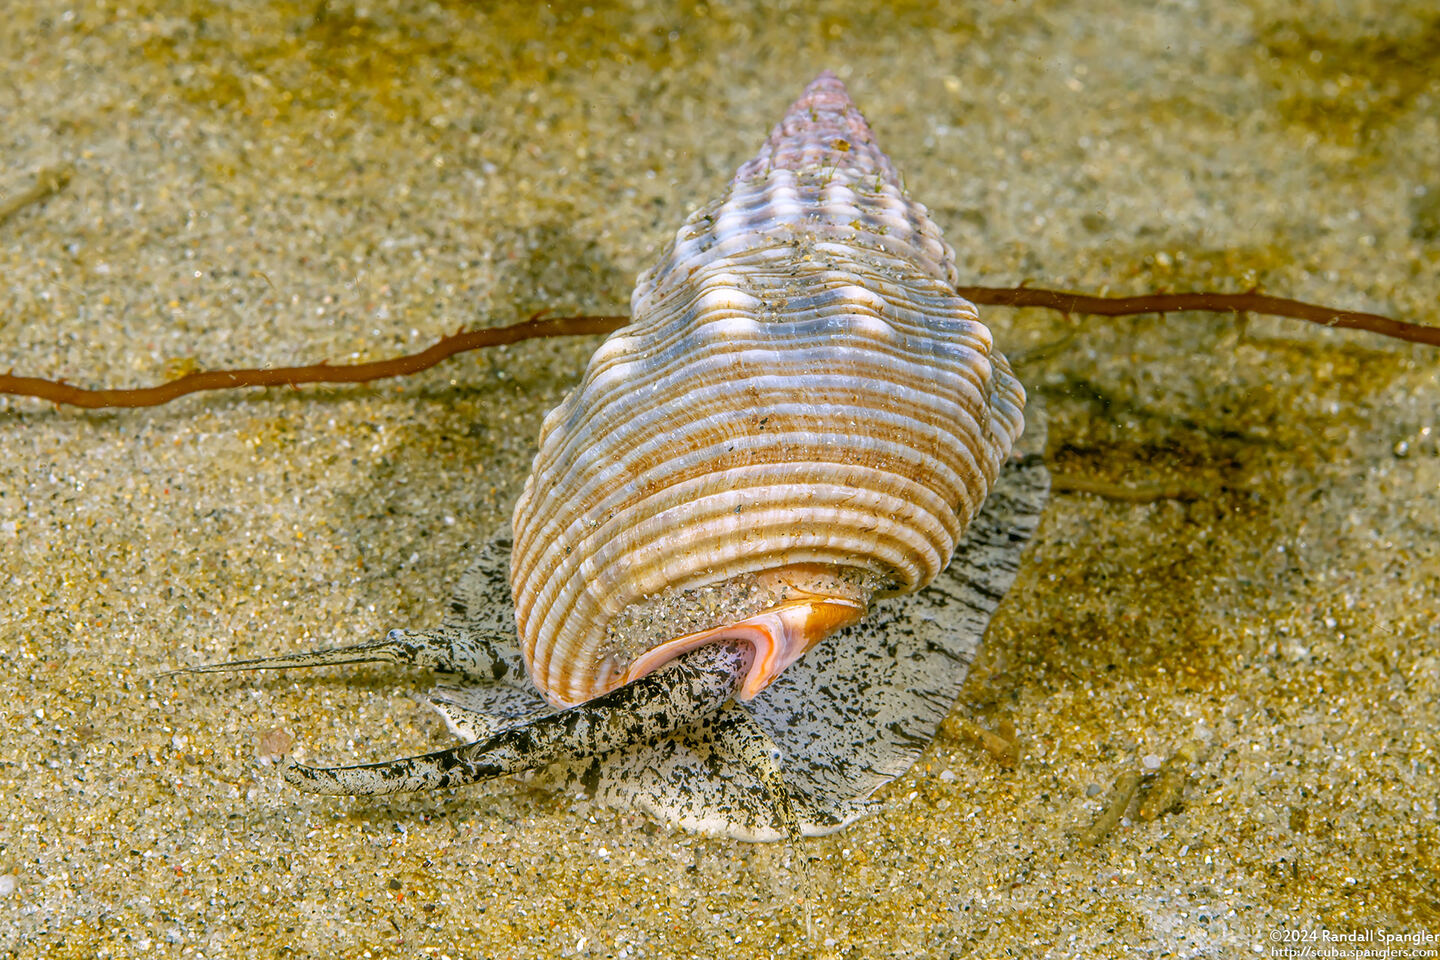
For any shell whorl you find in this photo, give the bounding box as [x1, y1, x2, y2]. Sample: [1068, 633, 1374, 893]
[511, 72, 1026, 707]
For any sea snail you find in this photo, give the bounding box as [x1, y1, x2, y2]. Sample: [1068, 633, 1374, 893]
[192, 72, 1050, 841]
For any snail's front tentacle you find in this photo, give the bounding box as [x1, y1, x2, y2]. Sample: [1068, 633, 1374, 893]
[709, 701, 815, 938]
[709, 701, 805, 840]
[283, 641, 753, 795]
[177, 626, 523, 684]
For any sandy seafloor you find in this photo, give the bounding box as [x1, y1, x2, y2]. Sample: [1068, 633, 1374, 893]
[1, 1, 1437, 957]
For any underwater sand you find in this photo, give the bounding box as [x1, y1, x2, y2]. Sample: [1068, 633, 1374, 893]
[1, 1, 1436, 957]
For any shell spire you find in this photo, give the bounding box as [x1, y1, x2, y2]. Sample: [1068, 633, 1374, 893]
[510, 72, 1026, 708]
[734, 71, 901, 187]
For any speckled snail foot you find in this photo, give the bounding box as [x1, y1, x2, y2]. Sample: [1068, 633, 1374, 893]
[184, 72, 1052, 843]
[278, 642, 755, 796]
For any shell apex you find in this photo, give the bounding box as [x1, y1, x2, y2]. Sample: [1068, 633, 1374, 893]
[735, 71, 901, 187]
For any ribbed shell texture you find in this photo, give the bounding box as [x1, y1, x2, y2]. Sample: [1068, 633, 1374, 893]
[511, 72, 1026, 706]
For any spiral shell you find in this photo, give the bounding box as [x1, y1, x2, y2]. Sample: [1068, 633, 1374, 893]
[511, 72, 1026, 708]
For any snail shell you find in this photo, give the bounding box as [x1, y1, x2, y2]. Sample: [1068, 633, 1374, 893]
[511, 72, 1026, 708]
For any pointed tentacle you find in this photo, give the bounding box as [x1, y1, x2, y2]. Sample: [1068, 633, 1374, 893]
[175, 627, 524, 684]
[710, 702, 816, 938]
[283, 641, 753, 795]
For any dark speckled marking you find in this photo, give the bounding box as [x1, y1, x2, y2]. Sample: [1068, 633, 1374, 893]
[282, 643, 752, 795]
